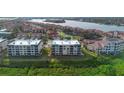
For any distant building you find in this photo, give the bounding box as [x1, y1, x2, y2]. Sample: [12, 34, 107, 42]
[0, 29, 12, 38]
[87, 38, 124, 55]
[48, 31, 59, 40]
[22, 23, 47, 35]
[97, 38, 124, 55]
[17, 32, 42, 39]
[7, 39, 43, 56]
[52, 40, 81, 56]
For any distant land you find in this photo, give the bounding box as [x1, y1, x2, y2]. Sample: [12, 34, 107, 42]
[45, 19, 65, 23]
[1, 17, 124, 26]
[13, 17, 124, 26]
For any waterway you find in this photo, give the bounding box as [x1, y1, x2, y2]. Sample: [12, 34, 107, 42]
[30, 19, 124, 32]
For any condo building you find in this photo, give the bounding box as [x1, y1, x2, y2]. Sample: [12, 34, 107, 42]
[52, 40, 81, 56]
[7, 39, 43, 56]
[87, 38, 124, 55]
[97, 38, 124, 55]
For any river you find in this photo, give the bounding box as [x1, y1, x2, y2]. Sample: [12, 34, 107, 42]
[29, 19, 124, 32]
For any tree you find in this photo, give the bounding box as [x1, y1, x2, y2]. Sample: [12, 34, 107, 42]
[96, 65, 116, 76]
[43, 34, 48, 44]
[73, 36, 80, 41]
[27, 32, 32, 39]
[42, 47, 51, 56]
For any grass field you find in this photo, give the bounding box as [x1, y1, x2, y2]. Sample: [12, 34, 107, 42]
[1, 56, 50, 68]
[0, 49, 124, 76]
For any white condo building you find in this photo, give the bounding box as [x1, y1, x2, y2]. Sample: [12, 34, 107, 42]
[52, 40, 81, 56]
[7, 39, 43, 56]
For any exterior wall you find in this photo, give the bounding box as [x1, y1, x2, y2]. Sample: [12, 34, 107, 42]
[38, 41, 43, 55]
[52, 44, 81, 56]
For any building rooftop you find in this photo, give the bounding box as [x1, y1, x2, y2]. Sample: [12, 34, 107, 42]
[8, 39, 41, 46]
[52, 40, 80, 45]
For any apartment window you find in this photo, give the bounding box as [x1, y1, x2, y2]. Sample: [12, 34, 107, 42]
[74, 45, 77, 48]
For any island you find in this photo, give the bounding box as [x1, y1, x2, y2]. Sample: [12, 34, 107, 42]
[45, 19, 65, 23]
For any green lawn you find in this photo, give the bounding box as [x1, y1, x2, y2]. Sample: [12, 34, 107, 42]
[58, 31, 72, 39]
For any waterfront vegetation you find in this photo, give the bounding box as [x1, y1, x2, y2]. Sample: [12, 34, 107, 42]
[0, 48, 124, 76]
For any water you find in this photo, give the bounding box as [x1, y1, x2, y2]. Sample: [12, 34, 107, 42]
[30, 19, 124, 32]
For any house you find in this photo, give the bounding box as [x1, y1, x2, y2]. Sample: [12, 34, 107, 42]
[7, 39, 43, 56]
[52, 40, 81, 56]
